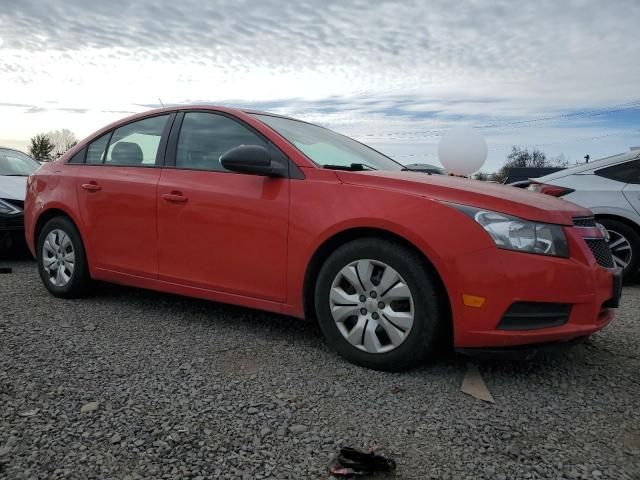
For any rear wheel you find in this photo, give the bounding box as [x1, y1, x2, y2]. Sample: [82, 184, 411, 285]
[314, 238, 443, 371]
[598, 218, 640, 281]
[36, 217, 91, 298]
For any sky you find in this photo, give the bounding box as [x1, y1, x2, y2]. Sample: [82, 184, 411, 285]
[0, 0, 639, 172]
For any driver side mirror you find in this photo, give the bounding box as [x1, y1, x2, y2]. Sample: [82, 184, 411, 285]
[220, 145, 286, 177]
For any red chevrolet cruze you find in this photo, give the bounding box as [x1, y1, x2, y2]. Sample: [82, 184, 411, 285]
[24, 106, 621, 370]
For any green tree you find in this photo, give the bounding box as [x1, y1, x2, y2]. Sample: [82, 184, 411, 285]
[28, 134, 54, 162]
[493, 146, 568, 183]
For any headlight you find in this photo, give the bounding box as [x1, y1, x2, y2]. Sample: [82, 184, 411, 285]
[453, 204, 569, 257]
[0, 199, 21, 215]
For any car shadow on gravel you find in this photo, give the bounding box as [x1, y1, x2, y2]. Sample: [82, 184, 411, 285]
[455, 335, 639, 392]
[82, 280, 471, 374]
[0, 245, 32, 262]
[88, 281, 324, 338]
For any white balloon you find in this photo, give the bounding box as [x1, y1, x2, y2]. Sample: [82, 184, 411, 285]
[437, 127, 488, 176]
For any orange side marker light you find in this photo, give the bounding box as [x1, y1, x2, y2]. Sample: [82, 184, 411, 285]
[463, 294, 486, 308]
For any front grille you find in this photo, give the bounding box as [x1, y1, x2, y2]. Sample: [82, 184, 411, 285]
[0, 214, 24, 230]
[585, 238, 615, 268]
[497, 302, 572, 331]
[573, 216, 596, 227]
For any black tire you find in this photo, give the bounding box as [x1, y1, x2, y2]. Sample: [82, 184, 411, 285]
[314, 238, 444, 372]
[597, 218, 640, 281]
[36, 216, 91, 298]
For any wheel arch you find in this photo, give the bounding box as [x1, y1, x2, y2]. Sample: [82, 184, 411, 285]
[34, 207, 83, 251]
[32, 205, 91, 265]
[594, 213, 640, 238]
[302, 227, 452, 340]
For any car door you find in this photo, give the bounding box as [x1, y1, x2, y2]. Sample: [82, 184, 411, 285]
[157, 111, 289, 302]
[74, 113, 173, 277]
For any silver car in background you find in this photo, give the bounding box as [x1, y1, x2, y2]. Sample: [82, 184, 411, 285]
[530, 149, 640, 280]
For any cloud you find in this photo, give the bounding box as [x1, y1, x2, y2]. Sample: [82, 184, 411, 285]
[2, 0, 638, 94]
[0, 0, 639, 169]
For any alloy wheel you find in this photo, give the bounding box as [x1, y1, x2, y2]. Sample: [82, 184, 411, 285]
[329, 259, 414, 354]
[42, 229, 75, 287]
[607, 229, 632, 270]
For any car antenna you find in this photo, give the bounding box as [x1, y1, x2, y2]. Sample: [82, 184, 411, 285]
[158, 97, 165, 108]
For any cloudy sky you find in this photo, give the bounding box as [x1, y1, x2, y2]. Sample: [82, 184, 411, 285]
[1, 0, 639, 171]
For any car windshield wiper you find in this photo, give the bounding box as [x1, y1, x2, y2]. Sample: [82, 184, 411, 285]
[1, 174, 29, 176]
[322, 163, 377, 171]
[401, 167, 432, 174]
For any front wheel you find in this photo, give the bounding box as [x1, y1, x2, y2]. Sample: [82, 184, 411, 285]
[598, 218, 640, 281]
[36, 216, 91, 298]
[314, 238, 444, 371]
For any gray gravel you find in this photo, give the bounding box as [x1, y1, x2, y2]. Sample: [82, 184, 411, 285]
[1, 257, 639, 479]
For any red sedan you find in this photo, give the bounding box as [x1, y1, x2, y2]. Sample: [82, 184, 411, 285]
[24, 106, 621, 370]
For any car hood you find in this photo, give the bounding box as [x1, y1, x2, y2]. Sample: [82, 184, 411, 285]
[0, 176, 27, 201]
[335, 170, 591, 225]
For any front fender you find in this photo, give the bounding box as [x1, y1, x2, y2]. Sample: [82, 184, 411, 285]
[286, 178, 494, 319]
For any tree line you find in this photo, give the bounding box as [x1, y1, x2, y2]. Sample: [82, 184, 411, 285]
[474, 146, 569, 182]
[28, 129, 78, 162]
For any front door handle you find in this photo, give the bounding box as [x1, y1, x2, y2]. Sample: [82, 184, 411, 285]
[162, 192, 188, 203]
[81, 182, 101, 192]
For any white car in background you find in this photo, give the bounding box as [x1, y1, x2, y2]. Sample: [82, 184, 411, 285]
[530, 149, 640, 280]
[0, 147, 40, 250]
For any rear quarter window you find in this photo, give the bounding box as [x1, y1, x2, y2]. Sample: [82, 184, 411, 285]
[595, 159, 640, 184]
[67, 148, 86, 164]
[86, 133, 111, 164]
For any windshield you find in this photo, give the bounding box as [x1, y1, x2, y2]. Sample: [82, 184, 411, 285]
[254, 114, 403, 171]
[0, 148, 40, 176]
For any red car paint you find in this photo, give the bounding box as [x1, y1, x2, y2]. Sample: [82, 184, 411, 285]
[24, 106, 617, 349]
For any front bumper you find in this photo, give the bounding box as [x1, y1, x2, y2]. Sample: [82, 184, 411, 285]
[449, 224, 621, 349]
[0, 213, 25, 249]
[0, 212, 24, 233]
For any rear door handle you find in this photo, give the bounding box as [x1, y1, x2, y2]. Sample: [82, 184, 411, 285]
[81, 182, 101, 192]
[162, 192, 188, 203]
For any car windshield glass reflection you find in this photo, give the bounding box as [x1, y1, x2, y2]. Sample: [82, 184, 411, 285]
[0, 149, 40, 176]
[254, 114, 403, 171]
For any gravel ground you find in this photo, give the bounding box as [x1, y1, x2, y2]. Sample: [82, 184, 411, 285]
[1, 257, 639, 480]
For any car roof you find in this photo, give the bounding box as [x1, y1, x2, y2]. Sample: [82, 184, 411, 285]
[132, 105, 297, 121]
[0, 146, 30, 155]
[239, 108, 298, 120]
[533, 150, 640, 182]
[81, 105, 306, 145]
